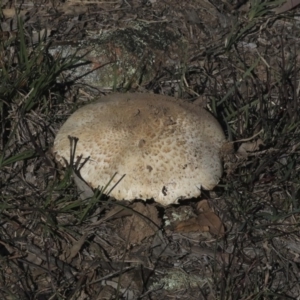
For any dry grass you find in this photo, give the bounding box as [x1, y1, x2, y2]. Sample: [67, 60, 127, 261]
[1, 0, 300, 299]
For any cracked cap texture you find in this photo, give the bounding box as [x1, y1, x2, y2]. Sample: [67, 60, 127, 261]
[54, 93, 225, 205]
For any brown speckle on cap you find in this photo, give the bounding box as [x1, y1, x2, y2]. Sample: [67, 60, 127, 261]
[53, 93, 225, 206]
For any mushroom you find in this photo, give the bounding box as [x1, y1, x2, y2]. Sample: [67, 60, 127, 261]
[53, 93, 225, 206]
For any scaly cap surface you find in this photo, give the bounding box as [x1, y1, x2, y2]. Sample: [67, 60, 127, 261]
[54, 93, 225, 205]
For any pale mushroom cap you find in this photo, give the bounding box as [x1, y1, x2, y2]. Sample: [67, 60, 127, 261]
[54, 93, 225, 206]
